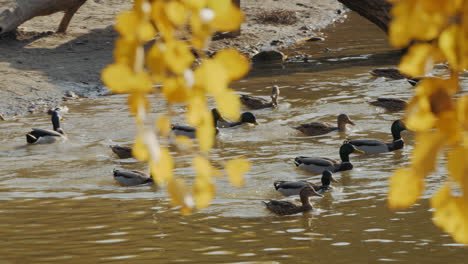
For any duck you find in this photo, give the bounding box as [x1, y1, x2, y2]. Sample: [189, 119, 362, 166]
[26, 109, 66, 144]
[294, 141, 363, 174]
[293, 114, 355, 136]
[240, 85, 280, 109]
[273, 170, 338, 196]
[110, 145, 133, 159]
[263, 186, 323, 215]
[113, 169, 154, 186]
[172, 108, 221, 138]
[407, 78, 420, 86]
[347, 120, 407, 154]
[370, 68, 409, 80]
[217, 112, 258, 128]
[369, 98, 407, 112]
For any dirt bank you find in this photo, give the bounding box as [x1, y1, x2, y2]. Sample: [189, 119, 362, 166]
[0, 0, 344, 118]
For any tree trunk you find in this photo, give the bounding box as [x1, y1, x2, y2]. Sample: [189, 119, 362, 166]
[337, 0, 392, 33]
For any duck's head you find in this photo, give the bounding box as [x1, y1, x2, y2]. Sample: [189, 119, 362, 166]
[321, 170, 338, 185]
[241, 112, 258, 125]
[340, 141, 364, 158]
[337, 114, 355, 126]
[392, 119, 407, 132]
[270, 85, 280, 106]
[49, 110, 63, 133]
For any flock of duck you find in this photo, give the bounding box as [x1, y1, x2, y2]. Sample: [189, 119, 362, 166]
[25, 84, 408, 216]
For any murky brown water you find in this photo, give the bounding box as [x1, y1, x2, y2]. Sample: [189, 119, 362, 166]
[1, 13, 467, 264]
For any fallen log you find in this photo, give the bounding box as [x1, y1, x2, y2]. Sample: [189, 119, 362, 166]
[337, 0, 392, 33]
[0, 0, 87, 35]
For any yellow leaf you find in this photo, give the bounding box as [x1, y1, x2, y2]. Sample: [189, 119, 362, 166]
[115, 11, 139, 40]
[410, 131, 444, 177]
[194, 59, 228, 95]
[214, 89, 241, 120]
[162, 76, 190, 103]
[196, 112, 216, 153]
[193, 155, 212, 179]
[102, 64, 153, 94]
[151, 1, 174, 39]
[132, 134, 149, 161]
[186, 94, 207, 125]
[182, 0, 207, 9]
[214, 49, 250, 82]
[431, 184, 468, 244]
[146, 43, 166, 80]
[128, 93, 149, 114]
[439, 24, 460, 70]
[225, 158, 251, 187]
[156, 115, 171, 136]
[114, 37, 137, 66]
[150, 147, 174, 184]
[164, 41, 195, 74]
[208, 0, 244, 32]
[457, 96, 468, 130]
[388, 167, 424, 210]
[166, 1, 187, 26]
[193, 177, 215, 209]
[167, 178, 193, 215]
[405, 96, 437, 131]
[137, 21, 156, 42]
[447, 146, 467, 186]
[399, 43, 434, 77]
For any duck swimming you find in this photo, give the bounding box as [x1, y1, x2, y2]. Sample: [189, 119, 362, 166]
[274, 170, 338, 196]
[172, 108, 221, 138]
[217, 112, 258, 128]
[26, 110, 66, 144]
[264, 186, 322, 215]
[294, 114, 355, 136]
[347, 120, 407, 154]
[369, 98, 407, 112]
[240, 85, 280, 109]
[113, 169, 154, 186]
[294, 142, 363, 174]
[110, 145, 133, 159]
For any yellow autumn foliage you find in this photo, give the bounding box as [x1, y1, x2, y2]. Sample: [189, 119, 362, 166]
[102, 0, 250, 214]
[388, 0, 468, 243]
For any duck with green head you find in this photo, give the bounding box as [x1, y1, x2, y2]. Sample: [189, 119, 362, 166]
[217, 111, 258, 128]
[240, 85, 280, 109]
[172, 108, 221, 138]
[263, 186, 323, 215]
[26, 109, 66, 144]
[348, 120, 407, 154]
[294, 114, 355, 136]
[294, 141, 363, 174]
[274, 170, 338, 196]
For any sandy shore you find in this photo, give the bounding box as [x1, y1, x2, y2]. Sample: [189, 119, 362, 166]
[0, 0, 344, 118]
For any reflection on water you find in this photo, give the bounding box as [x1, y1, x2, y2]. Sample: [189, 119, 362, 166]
[1, 13, 467, 264]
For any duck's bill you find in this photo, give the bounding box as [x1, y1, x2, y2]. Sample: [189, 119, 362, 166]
[354, 148, 365, 154]
[331, 176, 339, 183]
[348, 120, 355, 126]
[253, 122, 259, 125]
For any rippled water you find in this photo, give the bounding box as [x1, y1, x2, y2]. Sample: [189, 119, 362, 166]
[1, 13, 467, 264]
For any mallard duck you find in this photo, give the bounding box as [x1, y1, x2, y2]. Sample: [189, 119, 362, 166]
[217, 112, 258, 128]
[348, 120, 407, 154]
[294, 142, 363, 174]
[110, 145, 133, 159]
[26, 110, 66, 144]
[172, 108, 220, 138]
[240, 85, 280, 109]
[113, 169, 154, 186]
[370, 68, 409, 80]
[274, 170, 338, 196]
[369, 98, 407, 112]
[293, 114, 355, 136]
[263, 186, 323, 215]
[408, 78, 420, 86]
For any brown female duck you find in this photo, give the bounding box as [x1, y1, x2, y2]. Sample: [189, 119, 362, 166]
[264, 186, 322, 215]
[240, 85, 280, 109]
[294, 114, 355, 136]
[369, 98, 407, 112]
